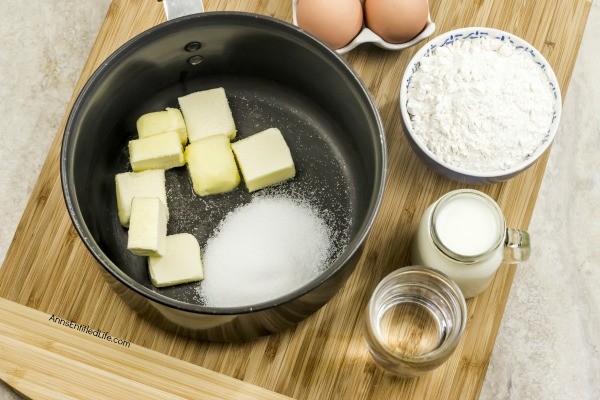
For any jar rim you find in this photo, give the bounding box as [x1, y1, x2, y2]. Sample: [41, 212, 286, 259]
[430, 189, 506, 264]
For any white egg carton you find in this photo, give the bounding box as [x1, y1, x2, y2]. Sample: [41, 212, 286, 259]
[292, 0, 436, 54]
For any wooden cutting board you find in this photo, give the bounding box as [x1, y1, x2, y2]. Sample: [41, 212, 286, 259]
[0, 298, 288, 399]
[0, 0, 590, 398]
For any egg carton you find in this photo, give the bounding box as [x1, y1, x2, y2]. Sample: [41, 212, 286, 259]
[291, 0, 436, 54]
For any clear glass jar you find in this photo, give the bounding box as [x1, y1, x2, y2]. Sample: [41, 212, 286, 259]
[412, 189, 531, 298]
[364, 266, 467, 377]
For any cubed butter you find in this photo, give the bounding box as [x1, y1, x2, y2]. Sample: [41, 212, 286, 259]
[136, 107, 188, 145]
[185, 134, 240, 196]
[115, 170, 167, 227]
[148, 233, 203, 288]
[178, 88, 236, 142]
[232, 128, 296, 192]
[127, 197, 167, 256]
[128, 131, 185, 172]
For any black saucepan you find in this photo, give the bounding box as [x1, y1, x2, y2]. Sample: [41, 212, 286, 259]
[61, 2, 386, 341]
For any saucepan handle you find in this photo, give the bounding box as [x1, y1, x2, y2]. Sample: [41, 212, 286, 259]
[161, 0, 205, 21]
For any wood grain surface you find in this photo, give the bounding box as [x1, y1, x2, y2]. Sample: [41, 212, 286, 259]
[0, 0, 591, 398]
[0, 298, 289, 400]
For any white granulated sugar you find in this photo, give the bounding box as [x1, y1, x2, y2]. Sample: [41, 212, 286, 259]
[406, 36, 555, 171]
[199, 196, 332, 307]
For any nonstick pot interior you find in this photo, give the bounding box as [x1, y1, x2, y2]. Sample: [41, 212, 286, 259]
[62, 13, 386, 339]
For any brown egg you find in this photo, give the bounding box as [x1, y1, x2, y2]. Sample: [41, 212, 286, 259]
[365, 0, 429, 44]
[296, 0, 363, 49]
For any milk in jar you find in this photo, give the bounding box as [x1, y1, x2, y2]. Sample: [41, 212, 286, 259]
[412, 189, 529, 298]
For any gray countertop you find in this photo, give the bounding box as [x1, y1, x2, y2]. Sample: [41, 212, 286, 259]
[0, 1, 598, 398]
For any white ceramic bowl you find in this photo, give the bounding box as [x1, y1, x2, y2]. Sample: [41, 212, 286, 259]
[292, 0, 436, 54]
[399, 27, 562, 184]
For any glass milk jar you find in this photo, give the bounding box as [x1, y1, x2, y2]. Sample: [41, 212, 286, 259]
[412, 189, 530, 298]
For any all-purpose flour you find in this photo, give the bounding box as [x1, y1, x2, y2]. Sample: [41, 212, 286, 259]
[406, 36, 554, 171]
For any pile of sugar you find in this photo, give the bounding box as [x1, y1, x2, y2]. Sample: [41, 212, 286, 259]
[198, 196, 333, 307]
[406, 36, 555, 172]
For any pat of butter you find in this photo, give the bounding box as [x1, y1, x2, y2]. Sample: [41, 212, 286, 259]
[185, 134, 240, 196]
[115, 170, 167, 227]
[178, 88, 237, 142]
[148, 233, 204, 287]
[136, 108, 188, 145]
[232, 128, 296, 192]
[127, 197, 167, 256]
[129, 131, 185, 172]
